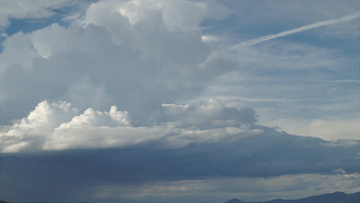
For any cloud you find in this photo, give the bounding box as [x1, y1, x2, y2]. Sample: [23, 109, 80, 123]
[260, 117, 360, 141]
[0, 31, 36, 70]
[161, 99, 257, 128]
[6, 98, 356, 154]
[1, 0, 356, 133]
[0, 99, 261, 152]
[196, 36, 359, 141]
[1, 100, 358, 181]
[0, 101, 78, 153]
[0, 0, 74, 29]
[0, 1, 359, 203]
[1, 132, 359, 202]
[229, 12, 360, 48]
[310, 79, 360, 83]
[0, 0, 236, 126]
[307, 119, 360, 140]
[63, 75, 114, 111]
[200, 12, 360, 66]
[82, 0, 230, 32]
[1, 101, 358, 202]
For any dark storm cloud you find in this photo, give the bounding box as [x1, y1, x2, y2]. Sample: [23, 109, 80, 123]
[1, 125, 358, 201]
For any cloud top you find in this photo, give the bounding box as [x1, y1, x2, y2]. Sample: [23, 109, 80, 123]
[1, 99, 261, 152]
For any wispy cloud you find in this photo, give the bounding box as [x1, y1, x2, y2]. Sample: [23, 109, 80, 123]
[229, 12, 360, 49]
[310, 79, 360, 83]
[199, 12, 360, 67]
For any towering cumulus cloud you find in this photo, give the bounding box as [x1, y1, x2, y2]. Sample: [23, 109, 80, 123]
[1, 99, 262, 152]
[0, 0, 359, 203]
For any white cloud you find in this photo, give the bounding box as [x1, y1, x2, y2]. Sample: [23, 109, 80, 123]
[83, 0, 229, 32]
[0, 101, 78, 153]
[201, 35, 219, 44]
[64, 75, 114, 111]
[1, 1, 357, 148]
[0, 0, 358, 151]
[0, 32, 37, 71]
[43, 114, 166, 151]
[59, 105, 130, 128]
[0, 22, 113, 72]
[7, 101, 77, 135]
[80, 0, 229, 62]
[0, 1, 359, 202]
[0, 0, 74, 29]
[259, 117, 360, 141]
[162, 99, 258, 128]
[1, 99, 261, 152]
[307, 119, 360, 140]
[30, 22, 114, 60]
[0, 0, 235, 127]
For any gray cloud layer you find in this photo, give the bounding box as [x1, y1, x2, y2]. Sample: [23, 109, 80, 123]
[2, 127, 358, 202]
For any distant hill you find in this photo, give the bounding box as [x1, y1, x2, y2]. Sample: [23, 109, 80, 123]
[225, 191, 360, 203]
[1, 191, 358, 203]
[226, 199, 247, 203]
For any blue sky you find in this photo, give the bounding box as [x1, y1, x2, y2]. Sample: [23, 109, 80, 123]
[0, 0, 359, 203]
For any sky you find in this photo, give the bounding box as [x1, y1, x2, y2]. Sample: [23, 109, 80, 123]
[0, 0, 359, 203]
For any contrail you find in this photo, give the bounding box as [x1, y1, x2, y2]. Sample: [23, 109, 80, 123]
[310, 79, 360, 83]
[229, 12, 360, 50]
[199, 12, 360, 67]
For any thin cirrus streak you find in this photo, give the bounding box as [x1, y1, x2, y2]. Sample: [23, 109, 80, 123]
[199, 12, 360, 67]
[310, 79, 360, 83]
[228, 12, 360, 49]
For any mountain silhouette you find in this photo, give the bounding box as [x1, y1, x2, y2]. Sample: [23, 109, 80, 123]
[225, 191, 359, 203]
[1, 191, 358, 203]
[226, 199, 247, 203]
